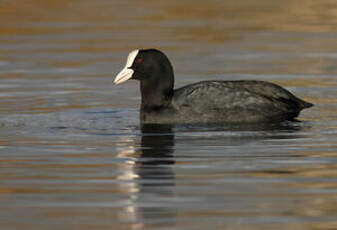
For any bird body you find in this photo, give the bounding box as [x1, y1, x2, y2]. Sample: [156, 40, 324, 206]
[114, 49, 313, 125]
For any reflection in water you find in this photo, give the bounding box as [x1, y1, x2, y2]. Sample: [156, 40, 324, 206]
[175, 121, 309, 146]
[139, 125, 175, 164]
[115, 122, 310, 228]
[116, 124, 176, 228]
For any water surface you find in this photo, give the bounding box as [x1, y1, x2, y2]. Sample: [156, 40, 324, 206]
[1, 0, 337, 229]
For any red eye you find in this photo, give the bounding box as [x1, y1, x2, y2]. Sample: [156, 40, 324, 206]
[137, 58, 143, 64]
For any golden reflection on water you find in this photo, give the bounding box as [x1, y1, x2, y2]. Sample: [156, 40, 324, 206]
[1, 0, 336, 42]
[1, 0, 337, 229]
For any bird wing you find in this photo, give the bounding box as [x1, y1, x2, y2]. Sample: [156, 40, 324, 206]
[172, 81, 303, 122]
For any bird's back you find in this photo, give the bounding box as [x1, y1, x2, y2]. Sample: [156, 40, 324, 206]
[171, 80, 312, 124]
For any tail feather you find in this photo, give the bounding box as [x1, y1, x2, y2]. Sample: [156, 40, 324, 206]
[299, 100, 313, 109]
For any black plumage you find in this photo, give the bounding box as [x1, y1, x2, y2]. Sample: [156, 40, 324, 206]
[114, 49, 313, 125]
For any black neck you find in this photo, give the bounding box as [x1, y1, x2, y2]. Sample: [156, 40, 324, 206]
[140, 81, 173, 111]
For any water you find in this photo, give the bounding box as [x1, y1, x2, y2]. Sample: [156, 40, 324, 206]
[1, 0, 337, 229]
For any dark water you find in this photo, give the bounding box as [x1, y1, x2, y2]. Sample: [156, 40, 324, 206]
[1, 0, 337, 229]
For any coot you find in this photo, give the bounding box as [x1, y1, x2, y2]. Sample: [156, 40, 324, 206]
[114, 49, 313, 124]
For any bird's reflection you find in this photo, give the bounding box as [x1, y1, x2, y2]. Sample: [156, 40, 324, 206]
[136, 124, 175, 185]
[116, 124, 176, 228]
[116, 121, 310, 228]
